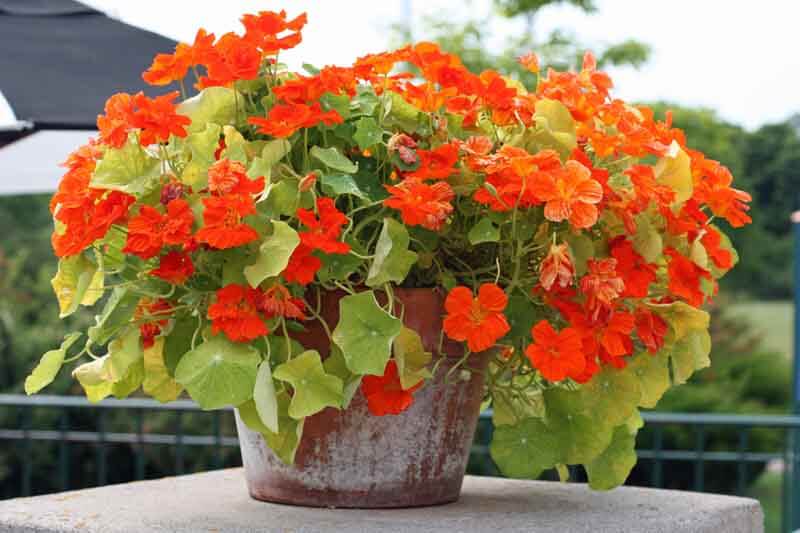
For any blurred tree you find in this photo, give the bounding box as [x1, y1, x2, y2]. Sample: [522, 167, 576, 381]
[395, 0, 650, 88]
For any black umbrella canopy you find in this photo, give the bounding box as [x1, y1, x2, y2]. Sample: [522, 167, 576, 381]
[0, 0, 178, 130]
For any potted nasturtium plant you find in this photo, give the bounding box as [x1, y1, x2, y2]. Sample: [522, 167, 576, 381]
[25, 9, 751, 507]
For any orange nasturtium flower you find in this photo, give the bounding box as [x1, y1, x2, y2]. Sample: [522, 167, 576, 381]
[361, 359, 423, 416]
[296, 198, 350, 254]
[383, 179, 455, 231]
[525, 320, 585, 382]
[532, 159, 603, 229]
[150, 250, 195, 284]
[580, 258, 625, 317]
[208, 284, 269, 342]
[195, 194, 259, 249]
[123, 198, 194, 259]
[665, 248, 711, 307]
[443, 283, 510, 353]
[282, 244, 322, 286]
[207, 158, 265, 196]
[248, 102, 342, 138]
[517, 52, 539, 74]
[539, 242, 574, 291]
[406, 142, 460, 180]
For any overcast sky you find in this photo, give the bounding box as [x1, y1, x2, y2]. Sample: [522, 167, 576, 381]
[2, 0, 798, 130]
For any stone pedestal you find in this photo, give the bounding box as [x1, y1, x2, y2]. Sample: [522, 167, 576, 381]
[0, 468, 763, 532]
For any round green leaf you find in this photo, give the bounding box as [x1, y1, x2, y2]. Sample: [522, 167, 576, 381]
[273, 350, 343, 419]
[310, 146, 358, 173]
[366, 218, 418, 287]
[254, 361, 279, 433]
[174, 336, 260, 409]
[544, 388, 614, 465]
[585, 424, 638, 490]
[669, 328, 711, 385]
[244, 221, 300, 288]
[579, 366, 641, 427]
[627, 351, 670, 408]
[332, 291, 403, 375]
[490, 417, 558, 479]
[24, 332, 81, 395]
[467, 218, 500, 245]
[353, 117, 382, 150]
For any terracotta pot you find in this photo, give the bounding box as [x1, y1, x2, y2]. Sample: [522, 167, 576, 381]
[235, 287, 490, 508]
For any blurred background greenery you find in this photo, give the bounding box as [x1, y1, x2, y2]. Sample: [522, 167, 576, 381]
[1, 1, 796, 530]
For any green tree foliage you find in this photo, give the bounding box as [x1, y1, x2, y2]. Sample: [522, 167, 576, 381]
[394, 0, 651, 88]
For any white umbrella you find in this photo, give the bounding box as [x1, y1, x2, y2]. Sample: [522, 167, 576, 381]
[0, 129, 95, 195]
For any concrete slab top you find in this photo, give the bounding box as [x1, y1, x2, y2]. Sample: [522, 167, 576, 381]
[0, 468, 763, 533]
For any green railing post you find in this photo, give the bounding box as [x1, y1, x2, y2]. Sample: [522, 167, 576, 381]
[791, 209, 800, 529]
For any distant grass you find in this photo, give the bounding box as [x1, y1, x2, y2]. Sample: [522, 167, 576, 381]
[730, 301, 793, 359]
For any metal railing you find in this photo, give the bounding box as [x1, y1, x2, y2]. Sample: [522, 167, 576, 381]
[1, 394, 797, 532]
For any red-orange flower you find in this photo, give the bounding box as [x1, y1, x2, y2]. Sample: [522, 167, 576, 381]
[599, 311, 635, 358]
[518, 52, 539, 73]
[539, 242, 574, 291]
[256, 284, 306, 319]
[525, 320, 585, 382]
[296, 198, 350, 254]
[240, 10, 307, 56]
[142, 29, 215, 86]
[635, 308, 668, 354]
[208, 284, 269, 342]
[361, 359, 422, 416]
[195, 194, 259, 249]
[406, 143, 460, 180]
[665, 248, 711, 307]
[123, 199, 194, 259]
[248, 102, 342, 138]
[383, 179, 454, 231]
[203, 32, 262, 85]
[97, 93, 135, 148]
[137, 299, 172, 349]
[131, 91, 192, 146]
[282, 244, 322, 285]
[97, 91, 190, 148]
[150, 251, 195, 284]
[532, 159, 603, 228]
[443, 283, 510, 352]
[207, 158, 265, 196]
[700, 227, 734, 270]
[580, 258, 625, 318]
[609, 237, 656, 298]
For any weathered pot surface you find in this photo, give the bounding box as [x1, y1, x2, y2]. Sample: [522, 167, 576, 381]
[235, 287, 490, 508]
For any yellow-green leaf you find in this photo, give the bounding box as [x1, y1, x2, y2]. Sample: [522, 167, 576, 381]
[393, 326, 432, 390]
[24, 332, 81, 394]
[244, 221, 300, 288]
[654, 141, 693, 204]
[143, 339, 184, 403]
[273, 350, 343, 419]
[177, 87, 238, 133]
[332, 291, 403, 375]
[51, 254, 104, 318]
[174, 336, 260, 409]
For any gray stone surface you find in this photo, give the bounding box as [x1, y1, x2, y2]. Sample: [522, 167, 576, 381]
[0, 468, 763, 532]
